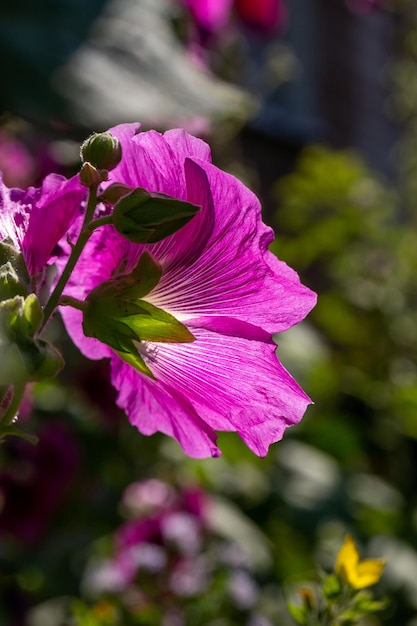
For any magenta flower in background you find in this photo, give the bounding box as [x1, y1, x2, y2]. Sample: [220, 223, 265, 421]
[183, 0, 234, 34]
[0, 172, 85, 277]
[182, 0, 385, 38]
[0, 131, 35, 189]
[85, 480, 209, 596]
[234, 0, 287, 33]
[59, 123, 316, 458]
[182, 0, 286, 36]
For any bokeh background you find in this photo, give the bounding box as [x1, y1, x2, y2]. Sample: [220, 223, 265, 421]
[1, 0, 417, 624]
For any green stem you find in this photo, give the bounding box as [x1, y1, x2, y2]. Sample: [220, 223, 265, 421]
[59, 295, 87, 311]
[88, 215, 113, 230]
[41, 185, 99, 329]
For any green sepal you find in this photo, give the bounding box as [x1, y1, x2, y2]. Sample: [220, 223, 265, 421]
[0, 295, 64, 385]
[112, 187, 201, 243]
[83, 252, 162, 309]
[81, 252, 194, 377]
[121, 300, 194, 343]
[114, 346, 156, 380]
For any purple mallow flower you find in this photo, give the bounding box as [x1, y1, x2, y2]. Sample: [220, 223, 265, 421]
[60, 123, 316, 458]
[0, 172, 85, 277]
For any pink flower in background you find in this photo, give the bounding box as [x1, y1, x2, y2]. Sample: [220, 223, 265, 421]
[0, 132, 35, 189]
[234, 0, 287, 33]
[182, 0, 385, 39]
[182, 0, 286, 35]
[183, 0, 234, 33]
[85, 480, 209, 596]
[0, 172, 85, 276]
[60, 123, 316, 458]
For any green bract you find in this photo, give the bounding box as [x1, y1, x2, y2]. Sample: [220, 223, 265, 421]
[82, 252, 195, 378]
[112, 187, 201, 243]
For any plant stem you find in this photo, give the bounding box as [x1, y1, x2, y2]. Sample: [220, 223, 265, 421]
[41, 185, 99, 329]
[88, 215, 113, 230]
[59, 295, 87, 311]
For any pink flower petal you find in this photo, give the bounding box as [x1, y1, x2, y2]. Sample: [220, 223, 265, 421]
[0, 172, 85, 276]
[108, 124, 211, 201]
[111, 356, 220, 458]
[147, 158, 316, 333]
[111, 318, 311, 457]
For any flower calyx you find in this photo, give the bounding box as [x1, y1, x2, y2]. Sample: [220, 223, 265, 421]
[111, 187, 201, 243]
[81, 252, 195, 378]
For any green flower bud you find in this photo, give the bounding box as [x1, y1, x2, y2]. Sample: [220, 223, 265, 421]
[80, 132, 122, 171]
[112, 188, 201, 244]
[98, 182, 134, 204]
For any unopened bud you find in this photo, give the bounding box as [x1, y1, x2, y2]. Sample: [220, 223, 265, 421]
[112, 188, 201, 244]
[99, 182, 133, 204]
[80, 132, 122, 171]
[80, 162, 104, 188]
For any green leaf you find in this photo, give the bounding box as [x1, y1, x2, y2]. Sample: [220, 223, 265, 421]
[112, 187, 201, 243]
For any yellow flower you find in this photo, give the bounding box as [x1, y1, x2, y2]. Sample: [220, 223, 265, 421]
[335, 535, 385, 589]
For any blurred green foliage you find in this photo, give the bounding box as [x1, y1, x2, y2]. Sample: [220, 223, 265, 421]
[266, 141, 417, 624]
